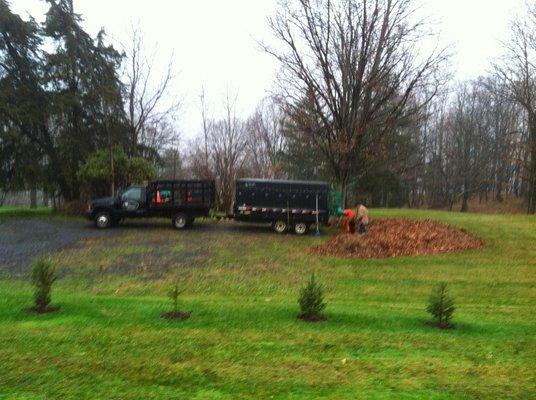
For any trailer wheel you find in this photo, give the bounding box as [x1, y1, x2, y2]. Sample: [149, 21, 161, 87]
[172, 213, 188, 230]
[294, 222, 308, 235]
[95, 212, 111, 229]
[272, 220, 287, 234]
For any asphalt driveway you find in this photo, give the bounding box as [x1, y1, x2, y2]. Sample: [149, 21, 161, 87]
[0, 218, 113, 274]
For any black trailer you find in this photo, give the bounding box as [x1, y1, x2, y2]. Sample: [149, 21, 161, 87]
[86, 179, 215, 229]
[232, 178, 330, 234]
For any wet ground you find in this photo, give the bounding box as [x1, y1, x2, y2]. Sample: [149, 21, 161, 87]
[0, 218, 116, 274]
[0, 217, 275, 275]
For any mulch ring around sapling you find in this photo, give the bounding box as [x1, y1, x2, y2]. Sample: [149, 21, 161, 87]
[28, 305, 60, 314]
[161, 310, 191, 320]
[425, 320, 455, 330]
[310, 218, 484, 259]
[297, 313, 327, 322]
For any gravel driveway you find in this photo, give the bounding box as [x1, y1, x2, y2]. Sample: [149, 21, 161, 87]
[0, 218, 114, 275]
[0, 216, 279, 276]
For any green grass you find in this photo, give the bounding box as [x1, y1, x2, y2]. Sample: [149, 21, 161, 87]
[0, 206, 52, 218]
[0, 209, 535, 399]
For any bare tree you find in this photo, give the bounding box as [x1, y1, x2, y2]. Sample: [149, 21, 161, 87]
[197, 87, 214, 179]
[159, 147, 183, 179]
[415, 77, 525, 212]
[494, 1, 536, 212]
[187, 90, 248, 212]
[264, 0, 448, 205]
[123, 25, 180, 158]
[245, 98, 286, 179]
[209, 92, 248, 212]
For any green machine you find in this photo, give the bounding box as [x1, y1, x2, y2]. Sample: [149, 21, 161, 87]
[329, 188, 343, 217]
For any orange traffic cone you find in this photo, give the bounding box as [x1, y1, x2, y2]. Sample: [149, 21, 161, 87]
[156, 190, 162, 204]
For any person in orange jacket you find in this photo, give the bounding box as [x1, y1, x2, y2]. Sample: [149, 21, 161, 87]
[342, 208, 357, 234]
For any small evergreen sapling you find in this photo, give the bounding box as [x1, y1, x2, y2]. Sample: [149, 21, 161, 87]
[426, 282, 455, 328]
[169, 283, 183, 313]
[30, 257, 58, 313]
[298, 273, 326, 321]
[162, 281, 190, 320]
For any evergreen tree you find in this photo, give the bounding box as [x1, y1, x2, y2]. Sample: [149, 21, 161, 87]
[0, 0, 49, 199]
[427, 282, 456, 328]
[0, 0, 129, 202]
[43, 0, 127, 200]
[298, 273, 327, 321]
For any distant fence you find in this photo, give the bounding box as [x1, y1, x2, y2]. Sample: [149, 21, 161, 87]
[0, 190, 48, 207]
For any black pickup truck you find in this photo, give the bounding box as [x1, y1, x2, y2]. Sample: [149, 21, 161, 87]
[86, 180, 215, 229]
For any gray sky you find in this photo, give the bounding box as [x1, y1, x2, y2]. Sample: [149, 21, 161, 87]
[12, 0, 526, 140]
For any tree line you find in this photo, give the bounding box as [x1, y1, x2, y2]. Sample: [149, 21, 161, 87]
[0, 0, 176, 207]
[1, 0, 535, 213]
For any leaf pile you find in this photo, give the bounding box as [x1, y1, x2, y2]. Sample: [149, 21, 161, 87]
[310, 219, 483, 259]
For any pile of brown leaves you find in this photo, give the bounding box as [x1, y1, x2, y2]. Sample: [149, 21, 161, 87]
[310, 218, 483, 259]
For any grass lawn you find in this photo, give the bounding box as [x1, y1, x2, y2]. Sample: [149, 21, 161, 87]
[0, 209, 535, 399]
[0, 206, 52, 218]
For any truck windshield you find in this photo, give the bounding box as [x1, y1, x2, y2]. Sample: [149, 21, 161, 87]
[121, 187, 142, 201]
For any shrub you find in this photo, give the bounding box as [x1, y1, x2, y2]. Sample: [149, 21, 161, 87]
[162, 282, 190, 320]
[168, 283, 184, 313]
[77, 147, 156, 198]
[426, 282, 455, 328]
[298, 273, 326, 321]
[30, 257, 57, 312]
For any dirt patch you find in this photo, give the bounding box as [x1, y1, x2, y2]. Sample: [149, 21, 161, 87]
[297, 313, 327, 322]
[425, 320, 455, 330]
[310, 218, 483, 259]
[161, 310, 191, 320]
[28, 305, 60, 314]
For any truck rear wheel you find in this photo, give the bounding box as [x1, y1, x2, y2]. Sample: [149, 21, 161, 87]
[294, 222, 308, 235]
[272, 220, 287, 234]
[95, 212, 111, 229]
[172, 213, 188, 230]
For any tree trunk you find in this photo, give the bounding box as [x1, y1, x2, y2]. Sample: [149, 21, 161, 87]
[528, 113, 536, 213]
[110, 152, 115, 197]
[460, 190, 469, 212]
[0, 191, 7, 207]
[341, 179, 349, 209]
[496, 181, 503, 202]
[30, 186, 37, 209]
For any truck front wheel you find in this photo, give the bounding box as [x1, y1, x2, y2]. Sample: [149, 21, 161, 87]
[172, 213, 188, 230]
[95, 212, 111, 229]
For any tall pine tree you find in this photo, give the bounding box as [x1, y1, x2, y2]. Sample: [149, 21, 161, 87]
[43, 0, 126, 200]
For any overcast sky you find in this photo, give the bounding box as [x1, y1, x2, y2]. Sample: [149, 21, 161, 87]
[11, 0, 527, 140]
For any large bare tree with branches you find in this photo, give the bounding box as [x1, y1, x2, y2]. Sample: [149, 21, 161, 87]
[123, 26, 180, 159]
[264, 0, 448, 204]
